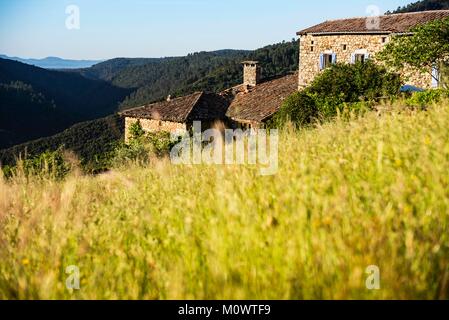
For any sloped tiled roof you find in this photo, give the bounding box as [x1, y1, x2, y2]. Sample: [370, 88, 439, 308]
[225, 73, 298, 123]
[297, 10, 449, 35]
[120, 91, 228, 122]
[121, 73, 298, 124]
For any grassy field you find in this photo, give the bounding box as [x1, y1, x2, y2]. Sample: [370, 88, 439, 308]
[0, 101, 448, 300]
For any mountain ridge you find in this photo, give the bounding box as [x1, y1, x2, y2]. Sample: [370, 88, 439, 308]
[0, 54, 102, 69]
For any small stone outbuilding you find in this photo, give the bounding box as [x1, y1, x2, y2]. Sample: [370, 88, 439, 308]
[120, 91, 228, 142]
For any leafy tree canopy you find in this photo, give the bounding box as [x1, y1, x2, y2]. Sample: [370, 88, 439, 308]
[387, 0, 449, 14]
[271, 61, 401, 128]
[377, 18, 449, 87]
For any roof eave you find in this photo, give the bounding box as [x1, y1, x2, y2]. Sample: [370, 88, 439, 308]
[297, 30, 393, 36]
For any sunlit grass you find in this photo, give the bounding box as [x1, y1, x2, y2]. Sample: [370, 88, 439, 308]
[1, 100, 448, 299]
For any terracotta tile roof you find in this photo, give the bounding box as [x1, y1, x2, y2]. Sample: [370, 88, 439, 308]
[120, 91, 229, 123]
[297, 10, 449, 35]
[121, 73, 298, 125]
[225, 73, 298, 123]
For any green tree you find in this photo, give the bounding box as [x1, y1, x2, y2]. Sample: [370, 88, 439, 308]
[128, 120, 145, 140]
[377, 18, 449, 88]
[271, 61, 401, 128]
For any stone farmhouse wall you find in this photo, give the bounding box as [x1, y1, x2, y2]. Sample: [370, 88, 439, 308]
[298, 34, 433, 89]
[124, 117, 187, 143]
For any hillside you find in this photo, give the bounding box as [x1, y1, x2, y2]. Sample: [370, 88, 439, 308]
[1, 102, 448, 299]
[0, 115, 123, 173]
[72, 41, 298, 110]
[0, 58, 130, 149]
[388, 0, 449, 13]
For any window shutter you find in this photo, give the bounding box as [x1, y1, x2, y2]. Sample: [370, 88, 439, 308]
[432, 66, 439, 88]
[351, 54, 356, 64]
[319, 54, 324, 70]
[332, 53, 337, 64]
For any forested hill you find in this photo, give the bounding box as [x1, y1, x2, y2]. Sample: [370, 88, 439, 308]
[71, 40, 299, 110]
[0, 58, 131, 149]
[388, 0, 449, 13]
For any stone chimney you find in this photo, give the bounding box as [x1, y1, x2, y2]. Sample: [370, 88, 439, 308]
[242, 61, 261, 87]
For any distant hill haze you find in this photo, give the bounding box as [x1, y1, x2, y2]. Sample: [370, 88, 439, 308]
[0, 54, 102, 69]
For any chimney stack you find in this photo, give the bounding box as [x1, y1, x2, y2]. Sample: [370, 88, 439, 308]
[242, 61, 261, 87]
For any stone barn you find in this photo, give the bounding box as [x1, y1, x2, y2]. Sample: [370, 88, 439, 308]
[297, 10, 449, 89]
[120, 61, 299, 138]
[120, 91, 228, 143]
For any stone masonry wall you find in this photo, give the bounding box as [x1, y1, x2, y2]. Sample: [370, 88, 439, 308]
[298, 34, 433, 89]
[125, 117, 187, 143]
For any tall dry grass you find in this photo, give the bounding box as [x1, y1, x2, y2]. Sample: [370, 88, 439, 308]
[0, 100, 448, 299]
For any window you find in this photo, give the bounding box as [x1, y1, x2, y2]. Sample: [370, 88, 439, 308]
[432, 65, 440, 88]
[311, 40, 314, 45]
[319, 53, 336, 70]
[311, 46, 314, 52]
[382, 37, 388, 44]
[351, 52, 370, 64]
[342, 44, 347, 51]
[355, 54, 366, 63]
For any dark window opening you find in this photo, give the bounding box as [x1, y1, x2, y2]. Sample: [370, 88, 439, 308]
[342, 44, 347, 51]
[355, 54, 366, 63]
[323, 54, 333, 69]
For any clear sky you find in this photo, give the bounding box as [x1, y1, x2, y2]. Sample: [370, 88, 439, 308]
[0, 0, 412, 60]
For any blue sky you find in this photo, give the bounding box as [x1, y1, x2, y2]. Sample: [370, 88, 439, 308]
[0, 0, 411, 60]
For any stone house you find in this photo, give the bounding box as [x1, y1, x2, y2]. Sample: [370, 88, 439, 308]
[121, 10, 449, 140]
[120, 91, 228, 143]
[297, 10, 449, 89]
[120, 61, 298, 139]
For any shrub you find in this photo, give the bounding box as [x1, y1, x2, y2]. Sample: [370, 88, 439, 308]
[269, 91, 319, 128]
[274, 61, 402, 127]
[405, 89, 449, 108]
[113, 138, 151, 167]
[113, 130, 177, 167]
[2, 148, 73, 180]
[146, 131, 177, 157]
[310, 61, 401, 104]
[128, 120, 145, 139]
